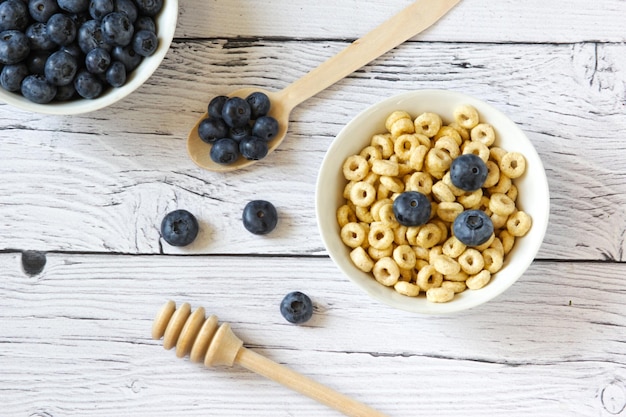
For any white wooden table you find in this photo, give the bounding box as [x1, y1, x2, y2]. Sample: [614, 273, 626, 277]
[2, 1, 626, 416]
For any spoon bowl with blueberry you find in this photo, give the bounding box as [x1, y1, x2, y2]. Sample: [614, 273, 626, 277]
[186, 0, 460, 172]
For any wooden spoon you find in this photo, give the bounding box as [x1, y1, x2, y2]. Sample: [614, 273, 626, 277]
[187, 0, 461, 172]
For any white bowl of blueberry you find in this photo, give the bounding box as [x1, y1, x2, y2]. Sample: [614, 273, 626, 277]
[0, 0, 177, 114]
[316, 89, 550, 314]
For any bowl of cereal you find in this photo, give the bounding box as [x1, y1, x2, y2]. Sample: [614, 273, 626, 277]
[0, 0, 178, 115]
[315, 89, 549, 314]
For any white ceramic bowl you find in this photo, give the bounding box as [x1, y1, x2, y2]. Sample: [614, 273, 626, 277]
[316, 89, 550, 314]
[0, 0, 178, 115]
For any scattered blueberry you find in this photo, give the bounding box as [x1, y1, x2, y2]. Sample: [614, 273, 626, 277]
[21, 73, 57, 103]
[246, 91, 270, 119]
[392, 191, 431, 227]
[222, 96, 251, 128]
[47, 12, 77, 45]
[210, 137, 240, 165]
[207, 95, 228, 119]
[251, 115, 279, 142]
[0, 63, 28, 91]
[73, 69, 102, 98]
[239, 136, 268, 161]
[453, 209, 494, 246]
[44, 50, 78, 85]
[84, 46, 110, 73]
[21, 250, 47, 276]
[450, 154, 488, 192]
[28, 0, 60, 23]
[160, 209, 199, 247]
[101, 11, 133, 46]
[242, 199, 278, 235]
[0, 30, 30, 65]
[131, 28, 156, 56]
[280, 291, 313, 324]
[104, 59, 125, 86]
[197, 117, 228, 144]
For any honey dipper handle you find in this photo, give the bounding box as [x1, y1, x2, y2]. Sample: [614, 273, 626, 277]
[235, 347, 390, 417]
[279, 0, 460, 109]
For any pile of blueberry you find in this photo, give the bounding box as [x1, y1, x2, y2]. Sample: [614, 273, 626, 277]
[197, 92, 279, 165]
[0, 0, 163, 103]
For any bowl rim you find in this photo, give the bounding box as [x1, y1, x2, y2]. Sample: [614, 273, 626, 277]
[315, 89, 550, 314]
[0, 0, 179, 115]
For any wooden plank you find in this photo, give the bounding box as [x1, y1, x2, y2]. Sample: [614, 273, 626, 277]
[0, 41, 625, 259]
[1, 253, 624, 416]
[175, 0, 626, 43]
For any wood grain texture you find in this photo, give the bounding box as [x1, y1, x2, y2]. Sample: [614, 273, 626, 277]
[1, 253, 625, 416]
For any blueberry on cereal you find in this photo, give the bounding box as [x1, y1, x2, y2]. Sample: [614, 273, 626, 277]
[450, 154, 488, 191]
[453, 209, 494, 247]
[392, 191, 431, 227]
[280, 291, 313, 324]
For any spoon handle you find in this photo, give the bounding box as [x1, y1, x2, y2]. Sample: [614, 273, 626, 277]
[279, 0, 460, 109]
[236, 347, 390, 417]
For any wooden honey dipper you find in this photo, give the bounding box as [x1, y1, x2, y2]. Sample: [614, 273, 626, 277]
[152, 300, 389, 417]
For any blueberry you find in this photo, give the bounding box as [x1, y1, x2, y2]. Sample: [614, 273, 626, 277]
[73, 69, 103, 98]
[60, 42, 83, 59]
[0, 63, 28, 91]
[280, 291, 313, 324]
[228, 125, 250, 142]
[221, 96, 251, 128]
[209, 137, 239, 165]
[21, 74, 57, 103]
[26, 50, 51, 74]
[207, 95, 227, 119]
[55, 82, 76, 100]
[25, 23, 56, 51]
[134, 0, 162, 17]
[104, 59, 125, 86]
[392, 191, 431, 227]
[131, 29, 156, 56]
[197, 117, 228, 144]
[101, 11, 133, 46]
[0, 30, 30, 65]
[251, 116, 279, 142]
[88, 0, 113, 20]
[57, 0, 89, 14]
[242, 199, 278, 235]
[113, 0, 137, 22]
[453, 209, 494, 247]
[239, 136, 268, 161]
[47, 13, 78, 46]
[246, 91, 270, 119]
[134, 15, 155, 33]
[160, 209, 199, 247]
[450, 154, 488, 192]
[21, 250, 47, 276]
[44, 50, 78, 86]
[28, 0, 60, 23]
[77, 19, 108, 53]
[111, 44, 141, 71]
[85, 47, 110, 73]
[0, 0, 29, 32]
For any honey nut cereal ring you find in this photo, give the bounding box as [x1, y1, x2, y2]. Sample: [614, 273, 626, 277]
[442, 172, 466, 197]
[466, 270, 491, 290]
[499, 230, 516, 255]
[363, 171, 380, 185]
[394, 280, 420, 297]
[431, 219, 449, 244]
[380, 175, 405, 193]
[448, 121, 470, 142]
[507, 211, 532, 237]
[359, 222, 371, 249]
[414, 112, 442, 138]
[406, 226, 421, 246]
[507, 184, 518, 202]
[489, 147, 507, 164]
[385, 111, 412, 132]
[442, 280, 467, 294]
[436, 201, 464, 223]
[489, 237, 504, 255]
[337, 204, 356, 228]
[470, 123, 496, 146]
[432, 181, 456, 203]
[371, 198, 392, 221]
[405, 171, 433, 194]
[434, 136, 461, 159]
[442, 236, 467, 258]
[350, 246, 375, 273]
[371, 159, 400, 176]
[429, 245, 443, 261]
[389, 118, 415, 138]
[379, 203, 399, 227]
[408, 145, 429, 171]
[377, 184, 391, 200]
[359, 145, 382, 163]
[349, 181, 377, 207]
[500, 152, 526, 178]
[454, 104, 480, 130]
[483, 160, 500, 188]
[393, 244, 417, 269]
[489, 193, 516, 216]
[482, 247, 504, 274]
[398, 267, 415, 282]
[429, 201, 439, 220]
[426, 286, 455, 303]
[394, 225, 409, 245]
[425, 148, 453, 174]
[343, 181, 355, 200]
[474, 233, 496, 252]
[371, 133, 395, 159]
[373, 257, 401, 286]
[368, 245, 393, 261]
[435, 126, 462, 146]
[355, 205, 374, 223]
[457, 189, 483, 209]
[416, 223, 442, 249]
[432, 254, 461, 276]
[444, 270, 469, 282]
[415, 259, 430, 271]
[462, 140, 490, 163]
[394, 134, 420, 160]
[368, 222, 395, 249]
[417, 264, 443, 290]
[340, 222, 366, 248]
[488, 174, 512, 194]
[458, 248, 485, 275]
[490, 212, 509, 230]
[342, 155, 370, 181]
